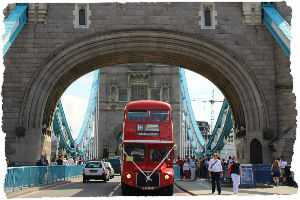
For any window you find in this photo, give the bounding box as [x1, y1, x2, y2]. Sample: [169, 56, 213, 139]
[199, 3, 217, 29]
[131, 85, 147, 101]
[204, 7, 211, 26]
[128, 110, 148, 121]
[85, 162, 102, 168]
[118, 89, 128, 101]
[149, 110, 169, 122]
[151, 89, 160, 101]
[73, 4, 91, 28]
[125, 143, 145, 162]
[150, 148, 170, 162]
[79, 6, 86, 25]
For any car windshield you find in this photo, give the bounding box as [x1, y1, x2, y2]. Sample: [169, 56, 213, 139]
[128, 110, 147, 121]
[149, 110, 169, 122]
[125, 143, 145, 162]
[86, 162, 102, 168]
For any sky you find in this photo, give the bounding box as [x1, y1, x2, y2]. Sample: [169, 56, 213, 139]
[61, 68, 224, 139]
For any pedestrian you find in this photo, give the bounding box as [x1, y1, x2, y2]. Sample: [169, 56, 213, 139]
[63, 157, 69, 165]
[209, 153, 223, 195]
[200, 158, 205, 178]
[189, 156, 196, 181]
[56, 156, 63, 165]
[6, 157, 15, 167]
[271, 160, 281, 186]
[50, 156, 57, 166]
[183, 159, 190, 181]
[228, 156, 233, 165]
[176, 156, 183, 180]
[228, 155, 242, 194]
[280, 156, 287, 184]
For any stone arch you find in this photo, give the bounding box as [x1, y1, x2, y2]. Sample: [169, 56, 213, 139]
[20, 29, 269, 149]
[111, 123, 123, 156]
[250, 138, 263, 164]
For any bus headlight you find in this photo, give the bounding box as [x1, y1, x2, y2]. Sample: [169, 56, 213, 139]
[127, 174, 131, 179]
[164, 175, 170, 180]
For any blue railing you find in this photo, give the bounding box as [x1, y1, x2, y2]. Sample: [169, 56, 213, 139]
[3, 3, 28, 56]
[4, 165, 85, 192]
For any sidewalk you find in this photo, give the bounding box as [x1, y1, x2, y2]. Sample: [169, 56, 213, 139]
[175, 178, 298, 196]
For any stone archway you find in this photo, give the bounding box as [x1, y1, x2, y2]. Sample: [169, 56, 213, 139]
[111, 123, 123, 157]
[18, 29, 269, 164]
[250, 138, 263, 164]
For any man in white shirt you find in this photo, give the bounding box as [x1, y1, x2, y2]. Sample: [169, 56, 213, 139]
[189, 156, 196, 181]
[208, 153, 223, 195]
[63, 158, 69, 165]
[280, 157, 287, 169]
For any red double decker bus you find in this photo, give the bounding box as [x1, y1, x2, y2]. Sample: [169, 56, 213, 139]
[120, 100, 175, 195]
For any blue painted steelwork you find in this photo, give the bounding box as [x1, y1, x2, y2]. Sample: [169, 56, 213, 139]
[75, 70, 100, 149]
[262, 3, 291, 58]
[206, 100, 228, 149]
[3, 3, 28, 56]
[179, 68, 233, 157]
[53, 69, 100, 157]
[4, 165, 84, 192]
[53, 111, 73, 153]
[207, 108, 233, 156]
[57, 100, 75, 147]
[179, 68, 205, 152]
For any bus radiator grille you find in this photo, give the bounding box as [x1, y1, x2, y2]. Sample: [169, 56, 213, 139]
[137, 172, 159, 187]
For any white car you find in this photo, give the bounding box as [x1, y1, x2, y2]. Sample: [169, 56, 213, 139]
[83, 161, 109, 182]
[104, 162, 115, 179]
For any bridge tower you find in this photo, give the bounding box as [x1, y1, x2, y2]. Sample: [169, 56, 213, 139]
[96, 64, 181, 159]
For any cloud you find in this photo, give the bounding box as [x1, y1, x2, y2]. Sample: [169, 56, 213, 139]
[77, 75, 93, 84]
[61, 94, 89, 139]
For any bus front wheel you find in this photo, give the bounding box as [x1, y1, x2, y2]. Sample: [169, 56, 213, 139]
[165, 184, 174, 196]
[121, 182, 131, 196]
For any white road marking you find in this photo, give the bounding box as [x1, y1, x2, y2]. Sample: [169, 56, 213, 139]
[109, 183, 121, 196]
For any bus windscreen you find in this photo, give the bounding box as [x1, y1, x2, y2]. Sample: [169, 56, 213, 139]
[125, 143, 145, 162]
[149, 110, 169, 122]
[128, 110, 147, 121]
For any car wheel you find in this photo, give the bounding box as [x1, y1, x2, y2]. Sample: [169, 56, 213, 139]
[107, 175, 110, 181]
[86, 179, 90, 183]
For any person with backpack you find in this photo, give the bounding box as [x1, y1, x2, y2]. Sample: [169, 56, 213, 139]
[271, 160, 282, 186]
[208, 153, 223, 195]
[228, 155, 242, 194]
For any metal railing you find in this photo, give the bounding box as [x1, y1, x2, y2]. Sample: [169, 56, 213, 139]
[4, 165, 85, 192]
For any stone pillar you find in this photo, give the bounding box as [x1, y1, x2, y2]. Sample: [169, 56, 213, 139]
[14, 128, 51, 166]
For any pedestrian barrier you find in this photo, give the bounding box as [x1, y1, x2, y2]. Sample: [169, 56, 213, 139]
[173, 165, 180, 180]
[203, 164, 272, 185]
[252, 164, 272, 184]
[4, 165, 85, 192]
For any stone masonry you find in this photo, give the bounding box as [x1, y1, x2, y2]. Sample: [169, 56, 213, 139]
[2, 2, 296, 165]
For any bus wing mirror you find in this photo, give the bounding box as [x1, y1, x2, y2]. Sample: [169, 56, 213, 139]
[119, 144, 123, 151]
[173, 144, 177, 151]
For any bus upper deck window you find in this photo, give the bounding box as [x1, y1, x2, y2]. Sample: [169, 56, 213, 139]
[128, 110, 147, 121]
[150, 110, 169, 122]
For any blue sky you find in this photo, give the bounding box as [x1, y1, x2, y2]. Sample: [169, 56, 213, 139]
[61, 68, 224, 139]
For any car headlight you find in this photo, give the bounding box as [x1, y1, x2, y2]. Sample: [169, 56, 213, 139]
[127, 174, 131, 179]
[164, 175, 169, 180]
